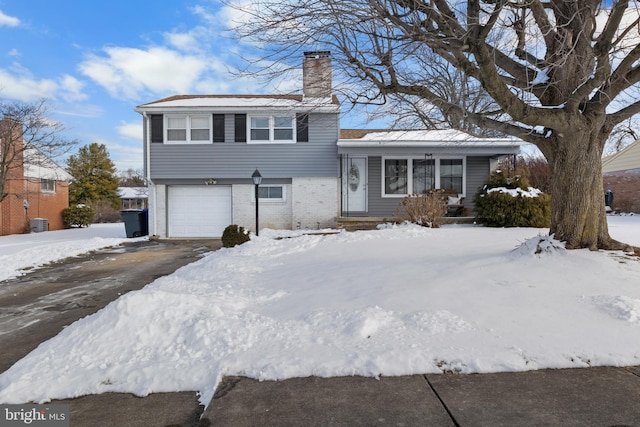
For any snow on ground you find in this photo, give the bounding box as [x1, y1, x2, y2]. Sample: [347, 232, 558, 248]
[1, 216, 640, 407]
[0, 223, 143, 282]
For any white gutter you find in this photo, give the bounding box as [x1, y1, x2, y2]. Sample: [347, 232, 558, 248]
[142, 112, 156, 237]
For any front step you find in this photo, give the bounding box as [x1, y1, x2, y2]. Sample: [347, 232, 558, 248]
[336, 216, 476, 231]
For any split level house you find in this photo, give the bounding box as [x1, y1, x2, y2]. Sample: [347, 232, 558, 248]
[136, 51, 522, 238]
[0, 118, 73, 235]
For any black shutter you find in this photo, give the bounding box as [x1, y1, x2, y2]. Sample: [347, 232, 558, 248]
[296, 113, 309, 142]
[213, 114, 225, 142]
[234, 114, 247, 142]
[150, 114, 163, 143]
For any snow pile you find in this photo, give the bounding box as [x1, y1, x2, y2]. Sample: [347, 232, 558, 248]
[0, 218, 639, 407]
[486, 186, 543, 198]
[512, 234, 566, 257]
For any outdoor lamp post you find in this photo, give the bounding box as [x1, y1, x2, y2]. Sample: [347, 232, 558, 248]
[252, 169, 262, 236]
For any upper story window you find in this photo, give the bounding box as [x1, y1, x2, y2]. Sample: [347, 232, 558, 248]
[166, 115, 211, 144]
[248, 116, 295, 144]
[41, 179, 55, 192]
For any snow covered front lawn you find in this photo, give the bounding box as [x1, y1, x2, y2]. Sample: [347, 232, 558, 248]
[1, 217, 640, 406]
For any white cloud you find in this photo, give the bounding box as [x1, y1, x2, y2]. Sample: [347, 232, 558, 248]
[117, 121, 142, 141]
[165, 32, 200, 52]
[0, 10, 20, 27]
[79, 46, 212, 100]
[0, 68, 57, 101]
[0, 65, 88, 104]
[59, 74, 88, 102]
[8, 49, 20, 57]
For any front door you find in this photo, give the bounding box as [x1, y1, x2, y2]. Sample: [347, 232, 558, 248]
[342, 157, 367, 213]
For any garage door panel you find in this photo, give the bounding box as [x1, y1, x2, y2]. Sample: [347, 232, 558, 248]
[168, 186, 231, 238]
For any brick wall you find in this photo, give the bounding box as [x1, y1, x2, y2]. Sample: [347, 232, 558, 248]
[1, 178, 70, 235]
[291, 177, 339, 229]
[1, 118, 27, 235]
[1, 178, 28, 235]
[233, 184, 293, 233]
[24, 178, 69, 231]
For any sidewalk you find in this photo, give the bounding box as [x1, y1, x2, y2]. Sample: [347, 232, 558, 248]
[204, 367, 640, 426]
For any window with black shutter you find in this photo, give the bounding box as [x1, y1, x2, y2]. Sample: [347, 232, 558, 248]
[296, 113, 309, 142]
[150, 114, 163, 143]
[213, 114, 225, 142]
[235, 114, 246, 142]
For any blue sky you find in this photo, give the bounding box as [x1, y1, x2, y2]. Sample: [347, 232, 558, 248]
[0, 1, 372, 173]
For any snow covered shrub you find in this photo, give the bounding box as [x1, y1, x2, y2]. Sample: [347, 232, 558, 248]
[221, 224, 250, 247]
[396, 191, 448, 228]
[474, 170, 550, 227]
[62, 204, 96, 228]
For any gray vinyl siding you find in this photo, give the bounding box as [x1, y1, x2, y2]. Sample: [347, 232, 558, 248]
[465, 156, 491, 209]
[356, 156, 493, 217]
[365, 157, 403, 217]
[224, 114, 235, 143]
[149, 113, 339, 179]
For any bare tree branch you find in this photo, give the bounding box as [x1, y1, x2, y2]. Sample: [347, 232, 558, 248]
[0, 99, 77, 203]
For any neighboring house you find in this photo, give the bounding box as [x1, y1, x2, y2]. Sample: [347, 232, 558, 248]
[0, 123, 73, 235]
[602, 140, 640, 174]
[338, 129, 522, 217]
[136, 51, 522, 238]
[118, 187, 148, 210]
[602, 140, 640, 213]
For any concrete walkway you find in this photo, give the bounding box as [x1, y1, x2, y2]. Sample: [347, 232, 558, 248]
[205, 368, 640, 426]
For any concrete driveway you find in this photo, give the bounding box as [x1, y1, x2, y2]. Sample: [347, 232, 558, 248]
[0, 238, 221, 426]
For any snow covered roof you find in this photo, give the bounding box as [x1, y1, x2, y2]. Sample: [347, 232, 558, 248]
[338, 129, 524, 149]
[135, 94, 341, 114]
[603, 140, 640, 174]
[23, 148, 73, 182]
[118, 187, 148, 199]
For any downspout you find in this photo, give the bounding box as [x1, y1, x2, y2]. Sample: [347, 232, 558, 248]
[142, 112, 156, 236]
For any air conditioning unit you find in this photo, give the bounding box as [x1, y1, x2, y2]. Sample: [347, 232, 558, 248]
[30, 218, 49, 233]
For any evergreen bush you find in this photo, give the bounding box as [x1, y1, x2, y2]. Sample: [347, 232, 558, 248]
[474, 170, 550, 227]
[221, 224, 251, 247]
[62, 204, 96, 228]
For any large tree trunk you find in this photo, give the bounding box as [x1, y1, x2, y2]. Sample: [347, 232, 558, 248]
[547, 131, 624, 251]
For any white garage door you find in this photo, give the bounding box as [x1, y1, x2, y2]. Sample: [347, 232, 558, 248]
[168, 185, 231, 238]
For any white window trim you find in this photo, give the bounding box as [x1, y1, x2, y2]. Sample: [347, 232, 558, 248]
[381, 156, 466, 198]
[247, 115, 296, 144]
[41, 179, 56, 193]
[164, 114, 212, 144]
[250, 184, 287, 203]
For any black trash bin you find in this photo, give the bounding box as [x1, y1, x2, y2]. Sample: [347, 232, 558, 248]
[604, 189, 614, 207]
[120, 209, 149, 238]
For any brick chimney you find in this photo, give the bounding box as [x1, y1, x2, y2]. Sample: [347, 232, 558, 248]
[303, 51, 332, 98]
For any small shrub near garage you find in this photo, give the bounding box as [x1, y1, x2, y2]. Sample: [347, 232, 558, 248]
[62, 205, 96, 228]
[474, 170, 550, 228]
[221, 224, 250, 247]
